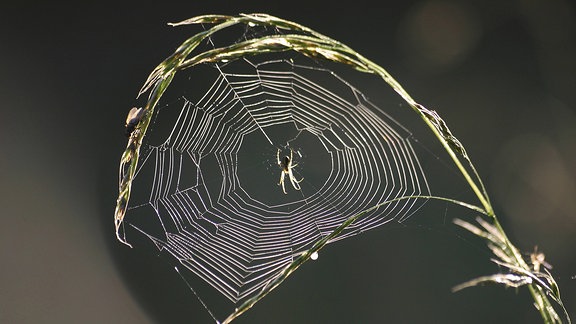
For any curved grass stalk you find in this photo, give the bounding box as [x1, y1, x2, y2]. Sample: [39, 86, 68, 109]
[115, 13, 570, 323]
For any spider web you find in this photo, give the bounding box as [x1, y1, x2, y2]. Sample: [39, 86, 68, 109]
[125, 48, 431, 319]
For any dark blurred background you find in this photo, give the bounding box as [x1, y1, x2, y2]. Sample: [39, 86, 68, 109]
[1, 1, 574, 323]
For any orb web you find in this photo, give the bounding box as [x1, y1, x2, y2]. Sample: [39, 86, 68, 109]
[125, 54, 430, 310]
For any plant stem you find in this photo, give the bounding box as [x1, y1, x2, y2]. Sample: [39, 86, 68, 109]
[117, 13, 569, 323]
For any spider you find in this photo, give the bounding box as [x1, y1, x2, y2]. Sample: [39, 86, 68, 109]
[277, 148, 303, 194]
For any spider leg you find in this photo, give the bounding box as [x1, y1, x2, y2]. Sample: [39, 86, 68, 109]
[288, 169, 303, 190]
[279, 171, 287, 194]
[277, 149, 281, 166]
